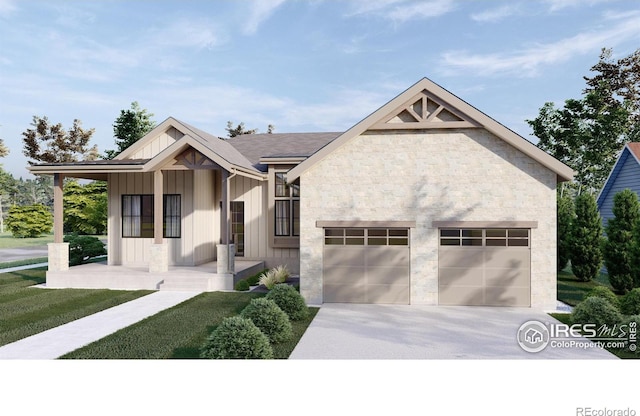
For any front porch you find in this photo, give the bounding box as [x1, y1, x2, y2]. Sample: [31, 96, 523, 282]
[45, 260, 265, 291]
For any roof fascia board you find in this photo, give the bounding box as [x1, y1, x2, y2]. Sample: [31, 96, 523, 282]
[28, 164, 145, 174]
[142, 134, 234, 173]
[288, 77, 575, 183]
[259, 157, 306, 164]
[115, 117, 181, 160]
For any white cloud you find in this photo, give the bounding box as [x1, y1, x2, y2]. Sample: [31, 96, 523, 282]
[346, 0, 455, 21]
[243, 0, 288, 35]
[149, 18, 223, 50]
[0, 0, 17, 18]
[440, 12, 640, 77]
[470, 4, 519, 23]
[543, 0, 614, 12]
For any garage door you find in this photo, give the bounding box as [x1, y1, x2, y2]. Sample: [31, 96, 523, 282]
[438, 228, 530, 307]
[323, 228, 410, 304]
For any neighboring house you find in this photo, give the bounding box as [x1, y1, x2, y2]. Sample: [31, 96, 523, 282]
[597, 142, 640, 227]
[30, 78, 573, 309]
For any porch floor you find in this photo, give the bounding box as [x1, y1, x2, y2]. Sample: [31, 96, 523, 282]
[45, 260, 265, 292]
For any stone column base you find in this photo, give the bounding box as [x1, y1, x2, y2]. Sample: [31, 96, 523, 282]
[216, 244, 235, 274]
[48, 243, 69, 272]
[149, 243, 168, 273]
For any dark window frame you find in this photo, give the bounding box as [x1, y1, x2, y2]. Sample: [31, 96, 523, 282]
[274, 172, 300, 237]
[121, 194, 181, 239]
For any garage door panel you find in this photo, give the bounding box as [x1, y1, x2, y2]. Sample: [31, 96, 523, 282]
[323, 227, 410, 304]
[484, 287, 530, 307]
[439, 248, 484, 268]
[324, 284, 366, 303]
[323, 266, 366, 285]
[367, 266, 410, 285]
[323, 247, 365, 267]
[483, 248, 529, 268]
[484, 268, 530, 287]
[438, 228, 531, 307]
[438, 268, 482, 287]
[439, 285, 484, 306]
[367, 284, 410, 304]
[366, 247, 409, 266]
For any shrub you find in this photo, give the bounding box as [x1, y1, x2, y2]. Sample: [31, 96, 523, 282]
[572, 297, 622, 328]
[258, 269, 279, 290]
[234, 279, 250, 291]
[603, 190, 640, 293]
[64, 234, 106, 266]
[570, 193, 603, 282]
[272, 264, 290, 283]
[620, 288, 640, 315]
[266, 283, 308, 321]
[246, 269, 268, 286]
[5, 204, 53, 238]
[584, 286, 620, 311]
[240, 298, 292, 343]
[200, 316, 273, 359]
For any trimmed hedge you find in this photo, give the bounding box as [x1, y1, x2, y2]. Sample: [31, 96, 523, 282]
[200, 316, 273, 359]
[572, 297, 622, 328]
[234, 279, 250, 291]
[240, 298, 292, 343]
[584, 286, 620, 311]
[266, 284, 308, 321]
[620, 288, 640, 316]
[246, 269, 268, 286]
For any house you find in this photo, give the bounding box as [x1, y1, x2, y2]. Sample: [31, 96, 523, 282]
[29, 78, 573, 309]
[597, 142, 640, 226]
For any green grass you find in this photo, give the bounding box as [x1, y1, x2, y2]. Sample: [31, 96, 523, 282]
[0, 232, 54, 249]
[0, 257, 49, 269]
[0, 268, 152, 347]
[62, 292, 319, 359]
[557, 265, 614, 307]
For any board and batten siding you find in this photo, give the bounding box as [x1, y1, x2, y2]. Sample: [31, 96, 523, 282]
[599, 150, 640, 227]
[230, 175, 300, 271]
[130, 127, 183, 159]
[108, 170, 217, 266]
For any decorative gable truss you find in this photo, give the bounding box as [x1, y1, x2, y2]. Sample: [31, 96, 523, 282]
[174, 148, 220, 169]
[370, 89, 481, 130]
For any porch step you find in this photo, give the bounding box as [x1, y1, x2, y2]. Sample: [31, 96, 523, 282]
[234, 261, 266, 284]
[159, 274, 233, 292]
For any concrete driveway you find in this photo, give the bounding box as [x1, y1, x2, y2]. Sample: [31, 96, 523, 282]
[290, 304, 618, 359]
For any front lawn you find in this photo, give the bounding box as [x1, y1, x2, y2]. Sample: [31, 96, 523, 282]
[61, 292, 317, 359]
[0, 232, 54, 249]
[557, 267, 614, 307]
[62, 291, 319, 359]
[0, 268, 152, 347]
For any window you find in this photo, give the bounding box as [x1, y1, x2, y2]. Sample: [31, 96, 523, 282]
[439, 228, 529, 247]
[231, 201, 244, 257]
[274, 172, 300, 237]
[122, 194, 181, 238]
[324, 228, 409, 246]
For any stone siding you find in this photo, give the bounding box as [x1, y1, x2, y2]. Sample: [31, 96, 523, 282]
[299, 129, 557, 309]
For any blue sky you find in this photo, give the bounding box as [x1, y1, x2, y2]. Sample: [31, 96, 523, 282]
[1, 0, 639, 178]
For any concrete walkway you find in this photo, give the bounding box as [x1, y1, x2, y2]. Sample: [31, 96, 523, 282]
[0, 291, 201, 359]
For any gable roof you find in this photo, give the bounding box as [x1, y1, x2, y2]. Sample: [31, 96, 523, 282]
[597, 142, 640, 209]
[227, 132, 341, 171]
[287, 77, 574, 183]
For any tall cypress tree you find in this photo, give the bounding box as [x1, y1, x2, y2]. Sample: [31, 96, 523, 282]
[603, 189, 640, 293]
[557, 194, 575, 271]
[570, 193, 603, 282]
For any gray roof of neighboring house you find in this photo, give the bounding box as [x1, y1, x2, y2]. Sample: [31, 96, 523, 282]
[227, 132, 341, 171]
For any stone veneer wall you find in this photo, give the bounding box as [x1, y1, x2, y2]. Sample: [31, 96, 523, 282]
[299, 129, 557, 309]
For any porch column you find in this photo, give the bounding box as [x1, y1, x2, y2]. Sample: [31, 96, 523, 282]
[48, 173, 69, 272]
[217, 170, 234, 274]
[150, 169, 168, 273]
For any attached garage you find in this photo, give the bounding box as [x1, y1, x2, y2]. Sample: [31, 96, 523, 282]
[438, 227, 531, 307]
[322, 227, 410, 304]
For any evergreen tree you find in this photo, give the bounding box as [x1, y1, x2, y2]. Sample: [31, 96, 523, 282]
[557, 193, 575, 271]
[104, 102, 156, 159]
[603, 189, 640, 293]
[631, 219, 640, 289]
[570, 193, 603, 282]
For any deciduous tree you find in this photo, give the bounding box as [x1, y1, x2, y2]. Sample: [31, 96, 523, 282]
[22, 116, 96, 164]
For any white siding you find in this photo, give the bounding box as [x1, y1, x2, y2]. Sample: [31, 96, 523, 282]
[130, 127, 183, 159]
